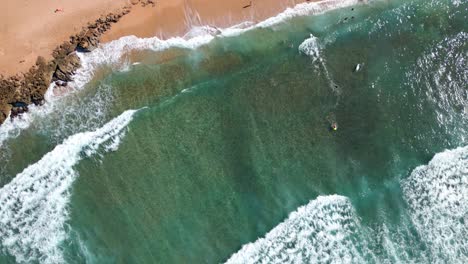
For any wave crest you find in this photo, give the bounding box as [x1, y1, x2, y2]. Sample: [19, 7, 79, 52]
[402, 146, 468, 262]
[226, 195, 374, 264]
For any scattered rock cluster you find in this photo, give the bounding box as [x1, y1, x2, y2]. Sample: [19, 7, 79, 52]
[142, 0, 156, 7]
[131, 0, 156, 7]
[0, 6, 133, 125]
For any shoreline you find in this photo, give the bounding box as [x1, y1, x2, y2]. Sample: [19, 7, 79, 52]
[0, 0, 359, 126]
[1, 0, 316, 77]
[100, 0, 315, 43]
[0, 5, 135, 125]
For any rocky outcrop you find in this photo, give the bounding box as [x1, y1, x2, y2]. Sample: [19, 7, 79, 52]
[0, 6, 134, 125]
[53, 53, 81, 82]
[0, 56, 55, 121]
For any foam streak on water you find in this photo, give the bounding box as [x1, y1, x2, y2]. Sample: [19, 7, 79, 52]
[401, 146, 468, 263]
[0, 109, 138, 263]
[226, 195, 374, 264]
[299, 34, 322, 64]
[299, 35, 340, 95]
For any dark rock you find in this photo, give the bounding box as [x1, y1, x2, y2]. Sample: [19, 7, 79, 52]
[10, 105, 28, 118]
[77, 29, 101, 52]
[52, 41, 76, 60]
[110, 15, 119, 23]
[55, 80, 68, 86]
[18, 106, 26, 113]
[11, 102, 27, 107]
[53, 53, 81, 82]
[10, 108, 18, 118]
[77, 39, 91, 51]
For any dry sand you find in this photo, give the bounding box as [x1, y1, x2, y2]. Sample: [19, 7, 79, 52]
[0, 0, 129, 76]
[0, 0, 312, 77]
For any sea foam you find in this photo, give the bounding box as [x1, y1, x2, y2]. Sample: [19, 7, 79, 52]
[226, 195, 375, 264]
[299, 34, 341, 95]
[401, 146, 468, 262]
[0, 109, 138, 263]
[299, 34, 322, 64]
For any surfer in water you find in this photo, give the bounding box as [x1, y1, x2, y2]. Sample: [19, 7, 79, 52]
[326, 113, 338, 131]
[331, 122, 338, 131]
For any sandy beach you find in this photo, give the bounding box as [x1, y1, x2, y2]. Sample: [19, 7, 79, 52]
[0, 0, 129, 76]
[0, 0, 310, 77]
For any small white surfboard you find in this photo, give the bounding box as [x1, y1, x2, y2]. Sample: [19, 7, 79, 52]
[354, 63, 361, 72]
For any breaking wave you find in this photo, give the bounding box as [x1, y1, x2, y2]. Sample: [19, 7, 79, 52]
[0, 109, 138, 263]
[299, 34, 322, 64]
[401, 146, 468, 263]
[226, 195, 375, 264]
[227, 145, 468, 263]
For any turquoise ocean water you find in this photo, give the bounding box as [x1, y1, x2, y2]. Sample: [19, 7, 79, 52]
[0, 0, 467, 263]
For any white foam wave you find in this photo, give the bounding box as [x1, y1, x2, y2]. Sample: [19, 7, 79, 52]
[183, 26, 222, 39]
[255, 0, 360, 29]
[299, 34, 322, 64]
[0, 109, 138, 263]
[401, 146, 468, 263]
[226, 195, 374, 264]
[299, 34, 340, 95]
